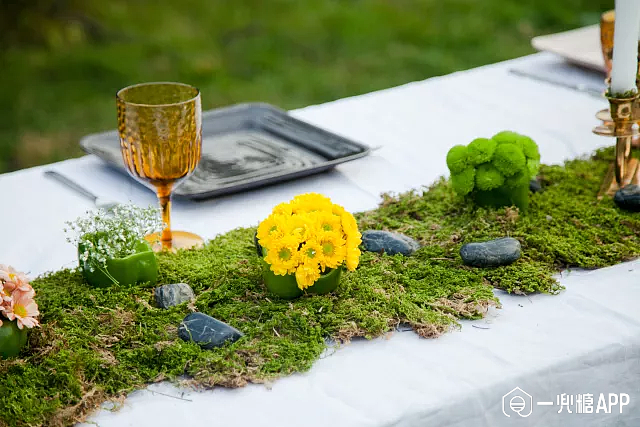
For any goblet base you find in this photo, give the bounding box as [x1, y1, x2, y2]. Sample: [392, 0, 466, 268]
[145, 231, 204, 252]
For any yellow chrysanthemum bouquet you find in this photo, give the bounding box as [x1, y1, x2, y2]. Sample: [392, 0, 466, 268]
[257, 193, 361, 294]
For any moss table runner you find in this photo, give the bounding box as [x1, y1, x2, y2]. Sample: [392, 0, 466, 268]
[1, 53, 637, 427]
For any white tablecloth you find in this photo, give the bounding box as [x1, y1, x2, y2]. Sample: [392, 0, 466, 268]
[2, 53, 639, 426]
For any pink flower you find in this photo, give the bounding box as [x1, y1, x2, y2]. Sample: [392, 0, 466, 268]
[0, 265, 32, 296]
[0, 283, 11, 328]
[0, 286, 11, 327]
[0, 282, 10, 303]
[5, 289, 39, 329]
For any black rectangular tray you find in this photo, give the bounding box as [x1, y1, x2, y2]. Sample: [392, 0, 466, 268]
[80, 103, 370, 200]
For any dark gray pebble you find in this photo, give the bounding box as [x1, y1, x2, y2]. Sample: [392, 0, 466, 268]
[460, 237, 521, 268]
[178, 312, 243, 349]
[614, 184, 640, 212]
[362, 230, 420, 256]
[154, 283, 195, 309]
[529, 179, 542, 193]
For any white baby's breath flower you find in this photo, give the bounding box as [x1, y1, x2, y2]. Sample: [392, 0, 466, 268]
[65, 204, 163, 271]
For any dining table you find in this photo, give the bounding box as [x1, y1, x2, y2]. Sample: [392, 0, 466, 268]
[2, 51, 639, 427]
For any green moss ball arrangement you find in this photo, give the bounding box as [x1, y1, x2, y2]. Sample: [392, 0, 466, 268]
[446, 131, 540, 212]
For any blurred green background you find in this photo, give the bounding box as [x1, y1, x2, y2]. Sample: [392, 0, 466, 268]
[0, 0, 612, 173]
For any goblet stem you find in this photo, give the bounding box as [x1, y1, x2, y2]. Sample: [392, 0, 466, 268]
[157, 183, 173, 250]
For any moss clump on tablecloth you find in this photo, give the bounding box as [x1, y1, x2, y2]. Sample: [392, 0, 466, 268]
[3, 148, 640, 427]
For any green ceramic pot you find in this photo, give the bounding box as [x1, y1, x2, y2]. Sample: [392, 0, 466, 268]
[78, 239, 158, 288]
[261, 258, 342, 299]
[473, 182, 530, 213]
[0, 320, 28, 359]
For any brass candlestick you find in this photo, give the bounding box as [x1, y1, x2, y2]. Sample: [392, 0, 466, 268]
[592, 33, 640, 198]
[593, 92, 640, 198]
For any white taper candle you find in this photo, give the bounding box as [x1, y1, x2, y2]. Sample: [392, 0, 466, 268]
[611, 0, 640, 94]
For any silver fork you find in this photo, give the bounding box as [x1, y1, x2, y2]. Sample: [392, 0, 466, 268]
[44, 170, 119, 211]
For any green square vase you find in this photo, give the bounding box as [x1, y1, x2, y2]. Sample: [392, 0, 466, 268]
[78, 239, 158, 287]
[260, 255, 342, 299]
[473, 183, 529, 212]
[0, 320, 28, 359]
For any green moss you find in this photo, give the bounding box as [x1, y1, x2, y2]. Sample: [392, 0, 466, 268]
[3, 147, 640, 426]
[605, 88, 638, 98]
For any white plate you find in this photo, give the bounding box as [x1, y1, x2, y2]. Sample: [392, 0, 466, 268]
[531, 25, 606, 73]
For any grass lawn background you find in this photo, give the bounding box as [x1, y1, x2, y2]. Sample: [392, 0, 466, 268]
[0, 0, 613, 173]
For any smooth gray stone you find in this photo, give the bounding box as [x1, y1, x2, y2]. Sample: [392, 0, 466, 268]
[154, 283, 195, 309]
[178, 312, 243, 349]
[529, 179, 542, 193]
[460, 237, 521, 268]
[614, 184, 640, 212]
[362, 230, 420, 256]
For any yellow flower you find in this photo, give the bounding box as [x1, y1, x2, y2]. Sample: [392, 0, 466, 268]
[295, 262, 321, 290]
[291, 193, 333, 214]
[286, 213, 313, 241]
[345, 246, 361, 271]
[257, 214, 288, 248]
[346, 231, 362, 249]
[312, 211, 342, 233]
[332, 203, 346, 216]
[260, 193, 361, 282]
[264, 235, 300, 275]
[340, 211, 359, 238]
[272, 202, 293, 216]
[317, 231, 346, 269]
[345, 231, 362, 271]
[300, 239, 323, 265]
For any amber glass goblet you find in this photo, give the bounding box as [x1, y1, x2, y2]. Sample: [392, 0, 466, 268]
[600, 10, 614, 78]
[116, 82, 203, 251]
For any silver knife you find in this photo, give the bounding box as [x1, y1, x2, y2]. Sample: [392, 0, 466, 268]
[44, 170, 119, 210]
[509, 68, 604, 99]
